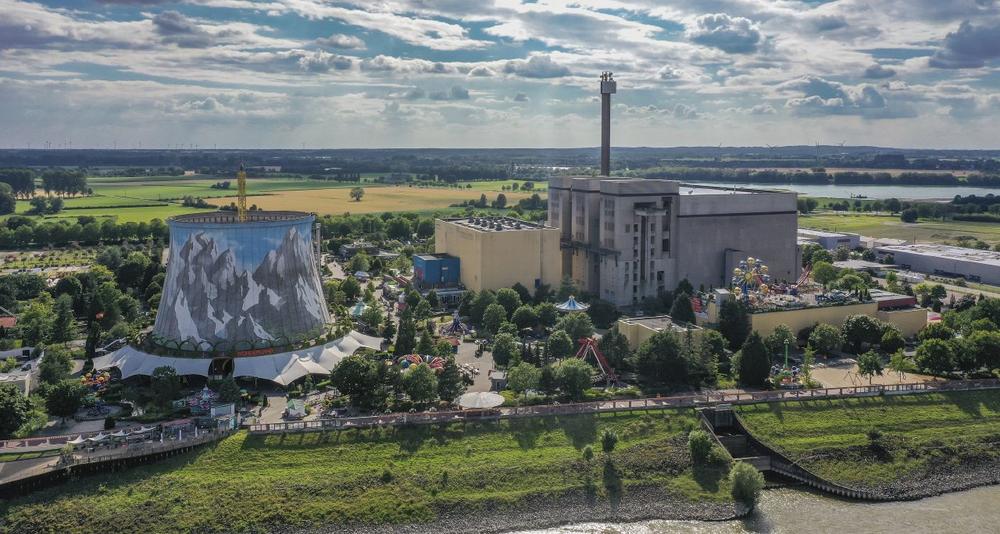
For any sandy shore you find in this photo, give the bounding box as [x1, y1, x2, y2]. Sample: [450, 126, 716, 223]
[283, 485, 746, 534]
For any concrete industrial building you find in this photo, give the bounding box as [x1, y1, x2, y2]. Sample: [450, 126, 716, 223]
[547, 178, 799, 307]
[875, 243, 1000, 285]
[797, 229, 861, 250]
[434, 216, 561, 292]
[617, 315, 705, 351]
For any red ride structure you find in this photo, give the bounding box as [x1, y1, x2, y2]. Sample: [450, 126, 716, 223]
[574, 338, 618, 385]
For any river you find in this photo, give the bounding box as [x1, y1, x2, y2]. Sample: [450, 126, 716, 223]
[688, 182, 998, 200]
[516, 485, 1000, 534]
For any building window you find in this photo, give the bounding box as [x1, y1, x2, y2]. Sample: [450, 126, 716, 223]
[657, 271, 664, 281]
[633, 273, 637, 282]
[624, 224, 630, 233]
[633, 285, 638, 293]
[662, 238, 670, 253]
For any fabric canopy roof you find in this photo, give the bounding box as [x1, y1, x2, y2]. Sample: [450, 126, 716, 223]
[456, 391, 505, 409]
[94, 331, 382, 386]
[556, 295, 589, 312]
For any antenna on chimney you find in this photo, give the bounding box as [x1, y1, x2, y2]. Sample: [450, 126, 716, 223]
[600, 71, 616, 176]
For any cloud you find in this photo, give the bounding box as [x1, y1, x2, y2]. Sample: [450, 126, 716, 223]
[513, 92, 528, 102]
[153, 11, 214, 48]
[863, 64, 896, 79]
[502, 55, 570, 78]
[929, 20, 1000, 69]
[360, 55, 456, 74]
[780, 75, 912, 118]
[467, 65, 495, 77]
[686, 13, 761, 54]
[750, 104, 776, 115]
[297, 50, 352, 72]
[314, 33, 365, 50]
[429, 85, 470, 100]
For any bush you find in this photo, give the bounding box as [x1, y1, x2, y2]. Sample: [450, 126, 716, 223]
[582, 445, 594, 461]
[103, 416, 116, 430]
[730, 461, 764, 509]
[688, 429, 713, 464]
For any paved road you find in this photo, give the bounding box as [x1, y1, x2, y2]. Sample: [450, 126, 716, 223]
[455, 340, 494, 393]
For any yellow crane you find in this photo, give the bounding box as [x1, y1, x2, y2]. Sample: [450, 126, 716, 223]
[237, 162, 247, 222]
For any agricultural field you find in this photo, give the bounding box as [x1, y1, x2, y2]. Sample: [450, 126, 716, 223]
[211, 184, 538, 215]
[737, 391, 1000, 491]
[0, 248, 98, 270]
[799, 213, 1000, 247]
[37, 205, 214, 224]
[0, 411, 731, 533]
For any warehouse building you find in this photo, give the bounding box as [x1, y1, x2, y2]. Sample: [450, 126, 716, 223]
[434, 216, 561, 292]
[548, 177, 799, 307]
[875, 244, 1000, 285]
[797, 228, 861, 250]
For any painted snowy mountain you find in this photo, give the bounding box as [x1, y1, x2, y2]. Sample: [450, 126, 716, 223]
[154, 227, 330, 348]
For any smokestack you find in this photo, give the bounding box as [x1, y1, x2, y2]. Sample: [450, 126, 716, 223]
[600, 72, 616, 176]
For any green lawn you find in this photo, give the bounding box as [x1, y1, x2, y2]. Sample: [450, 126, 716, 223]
[0, 411, 731, 533]
[36, 205, 214, 223]
[737, 391, 1000, 488]
[799, 212, 1000, 246]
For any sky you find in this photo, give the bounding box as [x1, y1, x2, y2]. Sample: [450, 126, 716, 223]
[1, 0, 999, 150]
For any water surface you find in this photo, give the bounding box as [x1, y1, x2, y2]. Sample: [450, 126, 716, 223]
[688, 182, 998, 200]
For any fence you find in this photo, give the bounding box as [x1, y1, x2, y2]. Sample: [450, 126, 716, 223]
[249, 378, 1000, 434]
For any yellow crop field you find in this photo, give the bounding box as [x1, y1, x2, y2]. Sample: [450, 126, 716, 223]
[211, 185, 539, 214]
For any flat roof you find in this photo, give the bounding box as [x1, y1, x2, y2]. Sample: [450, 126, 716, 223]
[678, 184, 756, 195]
[833, 259, 887, 270]
[798, 228, 857, 239]
[878, 244, 1000, 267]
[414, 253, 457, 261]
[619, 315, 700, 332]
[169, 211, 312, 225]
[442, 216, 551, 233]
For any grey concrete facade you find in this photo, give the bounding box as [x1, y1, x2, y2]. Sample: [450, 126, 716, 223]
[548, 177, 799, 307]
[875, 244, 1000, 285]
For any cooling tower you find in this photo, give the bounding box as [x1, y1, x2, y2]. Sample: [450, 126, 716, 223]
[151, 211, 331, 353]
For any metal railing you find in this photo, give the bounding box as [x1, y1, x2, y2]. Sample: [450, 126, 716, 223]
[248, 378, 1000, 434]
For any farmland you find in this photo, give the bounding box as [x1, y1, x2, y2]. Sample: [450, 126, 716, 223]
[0, 411, 733, 533]
[799, 213, 1000, 247]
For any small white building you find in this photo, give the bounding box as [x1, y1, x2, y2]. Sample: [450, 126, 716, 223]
[797, 229, 861, 250]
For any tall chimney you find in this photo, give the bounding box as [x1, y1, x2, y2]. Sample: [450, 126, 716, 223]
[600, 72, 616, 176]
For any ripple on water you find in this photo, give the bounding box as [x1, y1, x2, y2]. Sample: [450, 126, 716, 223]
[515, 485, 1000, 534]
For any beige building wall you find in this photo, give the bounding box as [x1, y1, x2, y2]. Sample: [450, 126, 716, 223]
[877, 308, 928, 338]
[749, 302, 878, 339]
[616, 316, 705, 351]
[435, 219, 561, 292]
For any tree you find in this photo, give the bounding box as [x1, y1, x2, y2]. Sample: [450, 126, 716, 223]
[631, 330, 688, 385]
[331, 354, 379, 406]
[38, 346, 72, 385]
[510, 282, 532, 305]
[688, 430, 714, 464]
[19, 295, 54, 346]
[888, 350, 916, 381]
[601, 429, 618, 453]
[808, 323, 843, 354]
[811, 261, 838, 289]
[918, 322, 954, 342]
[350, 187, 365, 201]
[857, 350, 884, 384]
[545, 329, 575, 359]
[734, 332, 770, 387]
[491, 332, 519, 367]
[555, 358, 592, 400]
[764, 324, 796, 357]
[150, 366, 181, 408]
[597, 326, 632, 370]
[968, 330, 1000, 370]
[402, 363, 438, 406]
[539, 365, 558, 395]
[46, 380, 86, 423]
[340, 277, 362, 301]
[507, 362, 541, 394]
[554, 312, 594, 341]
[413, 299, 432, 321]
[482, 303, 507, 338]
[215, 377, 241, 403]
[718, 299, 750, 349]
[470, 291, 496, 326]
[915, 338, 955, 374]
[416, 325, 435, 355]
[386, 218, 411, 240]
[494, 288, 522, 318]
[0, 183, 15, 215]
[730, 461, 764, 510]
[0, 383, 31, 438]
[536, 302, 559, 328]
[880, 327, 906, 353]
[841, 315, 885, 353]
[394, 312, 417, 355]
[586, 298, 620, 329]
[511, 305, 539, 330]
[900, 208, 918, 223]
[669, 292, 696, 324]
[50, 294, 76, 344]
[437, 356, 467, 402]
[360, 304, 384, 334]
[556, 277, 576, 301]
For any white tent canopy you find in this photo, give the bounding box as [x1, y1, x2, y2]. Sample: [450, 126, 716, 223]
[67, 435, 86, 445]
[456, 391, 505, 409]
[94, 331, 382, 386]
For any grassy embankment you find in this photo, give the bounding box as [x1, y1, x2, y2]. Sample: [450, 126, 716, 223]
[799, 212, 1000, 247]
[0, 410, 731, 533]
[737, 390, 1000, 490]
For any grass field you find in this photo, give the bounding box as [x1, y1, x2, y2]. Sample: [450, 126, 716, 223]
[211, 185, 538, 215]
[0, 411, 731, 533]
[799, 213, 1000, 246]
[737, 391, 1000, 488]
[37, 205, 214, 223]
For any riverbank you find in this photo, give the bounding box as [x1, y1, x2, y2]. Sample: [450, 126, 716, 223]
[0, 410, 738, 533]
[736, 390, 1000, 499]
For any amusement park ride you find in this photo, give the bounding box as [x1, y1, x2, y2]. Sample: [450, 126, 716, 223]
[575, 338, 618, 386]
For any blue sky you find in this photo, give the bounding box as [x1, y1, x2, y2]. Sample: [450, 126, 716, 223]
[1, 0, 999, 149]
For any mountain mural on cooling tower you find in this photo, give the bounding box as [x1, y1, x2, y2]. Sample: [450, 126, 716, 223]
[154, 225, 330, 347]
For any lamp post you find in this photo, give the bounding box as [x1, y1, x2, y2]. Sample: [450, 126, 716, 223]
[784, 339, 790, 370]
